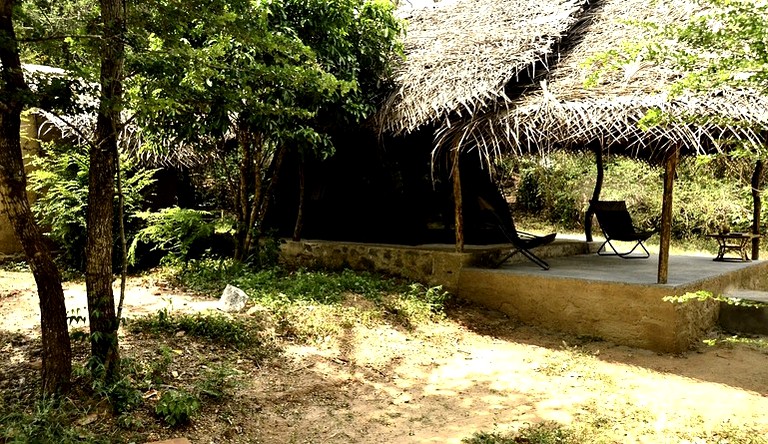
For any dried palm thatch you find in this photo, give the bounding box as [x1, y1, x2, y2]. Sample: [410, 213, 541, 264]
[22, 64, 211, 168]
[437, 0, 768, 161]
[377, 0, 588, 136]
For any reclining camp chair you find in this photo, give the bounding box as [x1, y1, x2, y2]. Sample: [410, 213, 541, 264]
[591, 200, 656, 259]
[494, 219, 557, 270]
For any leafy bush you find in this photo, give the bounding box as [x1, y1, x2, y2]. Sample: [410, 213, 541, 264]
[128, 309, 276, 360]
[155, 389, 200, 427]
[464, 422, 579, 444]
[195, 364, 242, 401]
[514, 153, 594, 229]
[509, 152, 763, 239]
[0, 397, 110, 444]
[29, 142, 156, 271]
[128, 207, 234, 266]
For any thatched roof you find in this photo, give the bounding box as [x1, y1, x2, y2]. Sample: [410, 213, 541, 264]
[24, 65, 210, 168]
[436, 0, 768, 158]
[377, 0, 589, 135]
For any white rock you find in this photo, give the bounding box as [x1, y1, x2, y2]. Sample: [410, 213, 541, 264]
[218, 284, 249, 312]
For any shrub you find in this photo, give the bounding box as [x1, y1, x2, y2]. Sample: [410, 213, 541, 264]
[463, 422, 580, 444]
[513, 153, 595, 230]
[508, 152, 762, 239]
[0, 397, 110, 444]
[155, 389, 200, 427]
[128, 207, 234, 266]
[29, 142, 156, 271]
[128, 309, 276, 361]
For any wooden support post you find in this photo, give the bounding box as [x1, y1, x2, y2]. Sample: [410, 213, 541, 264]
[452, 147, 464, 253]
[585, 144, 604, 242]
[657, 147, 678, 284]
[751, 159, 763, 260]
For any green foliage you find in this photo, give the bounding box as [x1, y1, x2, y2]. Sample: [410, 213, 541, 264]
[0, 260, 30, 272]
[94, 375, 144, 415]
[584, 0, 768, 140]
[17, 0, 100, 71]
[129, 0, 403, 155]
[176, 259, 403, 302]
[513, 153, 596, 229]
[155, 389, 200, 427]
[509, 152, 762, 238]
[128, 309, 274, 358]
[657, 0, 768, 96]
[0, 397, 109, 444]
[128, 207, 221, 265]
[664, 290, 767, 309]
[383, 283, 449, 325]
[169, 261, 450, 342]
[195, 364, 242, 401]
[28, 143, 156, 271]
[464, 422, 580, 444]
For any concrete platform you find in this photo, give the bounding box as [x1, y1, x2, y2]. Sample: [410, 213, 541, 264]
[458, 254, 768, 353]
[719, 289, 768, 335]
[280, 238, 768, 353]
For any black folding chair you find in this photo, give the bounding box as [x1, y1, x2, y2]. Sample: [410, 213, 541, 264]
[591, 200, 656, 259]
[494, 219, 557, 270]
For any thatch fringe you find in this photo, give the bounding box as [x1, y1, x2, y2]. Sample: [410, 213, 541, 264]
[377, 0, 588, 136]
[437, 0, 768, 160]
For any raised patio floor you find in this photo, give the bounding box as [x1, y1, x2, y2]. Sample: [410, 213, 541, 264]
[459, 254, 768, 353]
[280, 238, 768, 353]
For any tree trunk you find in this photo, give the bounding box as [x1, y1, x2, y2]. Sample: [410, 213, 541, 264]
[585, 144, 604, 242]
[234, 123, 253, 261]
[751, 159, 763, 260]
[293, 161, 305, 241]
[244, 134, 265, 256]
[0, 0, 71, 394]
[86, 0, 124, 380]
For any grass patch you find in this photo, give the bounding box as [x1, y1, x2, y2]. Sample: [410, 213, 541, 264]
[128, 309, 277, 360]
[464, 422, 581, 444]
[1, 397, 111, 444]
[703, 333, 768, 350]
[166, 259, 451, 343]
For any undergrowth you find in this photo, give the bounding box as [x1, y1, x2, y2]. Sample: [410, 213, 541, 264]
[167, 259, 451, 343]
[128, 309, 277, 360]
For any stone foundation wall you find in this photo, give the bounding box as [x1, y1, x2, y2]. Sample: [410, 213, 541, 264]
[279, 240, 481, 293]
[458, 268, 721, 353]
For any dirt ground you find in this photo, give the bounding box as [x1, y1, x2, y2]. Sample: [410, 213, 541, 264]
[2, 270, 768, 443]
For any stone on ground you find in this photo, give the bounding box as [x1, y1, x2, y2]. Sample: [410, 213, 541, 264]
[218, 284, 249, 312]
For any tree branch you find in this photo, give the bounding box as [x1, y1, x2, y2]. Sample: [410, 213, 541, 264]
[19, 34, 102, 43]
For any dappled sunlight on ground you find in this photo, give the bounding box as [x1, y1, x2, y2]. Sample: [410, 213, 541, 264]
[2, 271, 768, 443]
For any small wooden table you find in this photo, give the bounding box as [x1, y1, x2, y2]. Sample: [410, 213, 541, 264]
[706, 232, 759, 262]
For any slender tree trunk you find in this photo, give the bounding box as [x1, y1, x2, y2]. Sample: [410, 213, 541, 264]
[751, 159, 763, 260]
[86, 0, 124, 380]
[244, 134, 265, 256]
[293, 161, 305, 241]
[235, 124, 253, 261]
[0, 0, 71, 394]
[256, 144, 286, 229]
[585, 144, 604, 242]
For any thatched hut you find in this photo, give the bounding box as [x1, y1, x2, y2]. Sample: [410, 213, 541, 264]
[451, 0, 768, 282]
[435, 0, 768, 156]
[268, 0, 592, 246]
[375, 0, 768, 282]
